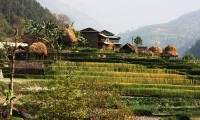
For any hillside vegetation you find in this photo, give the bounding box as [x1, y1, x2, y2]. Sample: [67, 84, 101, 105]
[186, 39, 200, 58]
[0, 0, 56, 37]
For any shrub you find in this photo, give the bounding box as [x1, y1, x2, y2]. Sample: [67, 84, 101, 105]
[175, 114, 190, 120]
[0, 49, 6, 59]
[133, 109, 152, 116]
[182, 54, 196, 61]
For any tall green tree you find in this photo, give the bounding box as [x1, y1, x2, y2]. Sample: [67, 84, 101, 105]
[133, 36, 143, 46]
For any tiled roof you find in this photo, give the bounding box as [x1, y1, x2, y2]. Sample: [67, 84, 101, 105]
[101, 30, 114, 36]
[80, 27, 99, 33]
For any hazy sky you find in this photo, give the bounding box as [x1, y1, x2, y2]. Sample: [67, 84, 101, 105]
[37, 0, 200, 33]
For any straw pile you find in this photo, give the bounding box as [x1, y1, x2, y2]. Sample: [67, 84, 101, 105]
[63, 25, 77, 43]
[28, 42, 47, 57]
[162, 45, 178, 57]
[105, 38, 115, 50]
[148, 46, 163, 55]
[146, 50, 154, 56]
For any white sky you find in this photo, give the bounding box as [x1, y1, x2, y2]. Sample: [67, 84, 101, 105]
[37, 0, 200, 34]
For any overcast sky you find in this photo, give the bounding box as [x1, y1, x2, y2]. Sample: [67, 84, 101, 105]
[37, 0, 200, 33]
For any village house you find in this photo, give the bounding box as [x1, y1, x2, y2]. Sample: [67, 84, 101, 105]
[137, 46, 148, 54]
[120, 43, 138, 53]
[80, 28, 121, 50]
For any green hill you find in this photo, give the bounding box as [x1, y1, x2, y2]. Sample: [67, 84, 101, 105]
[0, 0, 56, 37]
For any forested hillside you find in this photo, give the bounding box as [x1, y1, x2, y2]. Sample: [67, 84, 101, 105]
[0, 0, 56, 37]
[186, 39, 200, 58]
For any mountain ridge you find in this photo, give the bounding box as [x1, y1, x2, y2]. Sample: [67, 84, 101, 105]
[118, 9, 200, 55]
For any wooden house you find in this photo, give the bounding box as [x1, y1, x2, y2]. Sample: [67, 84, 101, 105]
[80, 28, 121, 50]
[100, 30, 121, 50]
[120, 43, 138, 53]
[138, 46, 148, 54]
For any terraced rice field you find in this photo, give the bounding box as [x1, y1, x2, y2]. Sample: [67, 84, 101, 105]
[45, 61, 200, 116]
[1, 61, 200, 117]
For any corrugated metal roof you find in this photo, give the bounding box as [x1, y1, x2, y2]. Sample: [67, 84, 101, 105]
[0, 42, 28, 49]
[99, 33, 120, 39]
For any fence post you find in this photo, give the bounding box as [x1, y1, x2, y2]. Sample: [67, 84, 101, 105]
[0, 69, 3, 78]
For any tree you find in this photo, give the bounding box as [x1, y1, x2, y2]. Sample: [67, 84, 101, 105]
[52, 13, 71, 30]
[133, 36, 143, 46]
[2, 25, 19, 116]
[182, 53, 196, 60]
[75, 31, 88, 47]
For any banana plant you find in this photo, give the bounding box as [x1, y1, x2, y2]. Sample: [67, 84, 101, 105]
[2, 90, 16, 106]
[24, 20, 42, 35]
[25, 20, 63, 60]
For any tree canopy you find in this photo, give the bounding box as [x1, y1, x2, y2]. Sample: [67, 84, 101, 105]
[133, 36, 143, 46]
[0, 0, 58, 36]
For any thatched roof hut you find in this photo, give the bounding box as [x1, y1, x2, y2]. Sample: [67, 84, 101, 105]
[148, 46, 163, 55]
[161, 45, 179, 58]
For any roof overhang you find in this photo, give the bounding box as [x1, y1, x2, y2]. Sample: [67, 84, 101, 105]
[113, 43, 121, 45]
[99, 33, 120, 39]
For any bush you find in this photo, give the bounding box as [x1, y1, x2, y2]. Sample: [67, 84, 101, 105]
[133, 109, 152, 116]
[175, 114, 190, 120]
[182, 54, 196, 61]
[0, 49, 6, 59]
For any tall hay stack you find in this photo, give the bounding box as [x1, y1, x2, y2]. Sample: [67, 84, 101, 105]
[148, 46, 163, 55]
[162, 45, 179, 57]
[63, 25, 77, 43]
[28, 42, 47, 59]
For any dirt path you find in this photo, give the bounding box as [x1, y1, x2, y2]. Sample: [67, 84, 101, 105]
[135, 116, 161, 120]
[0, 78, 45, 83]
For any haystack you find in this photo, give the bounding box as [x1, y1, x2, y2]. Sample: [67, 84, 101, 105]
[146, 50, 154, 56]
[162, 45, 178, 57]
[28, 42, 47, 59]
[104, 38, 115, 50]
[148, 46, 163, 55]
[107, 42, 115, 50]
[63, 25, 77, 43]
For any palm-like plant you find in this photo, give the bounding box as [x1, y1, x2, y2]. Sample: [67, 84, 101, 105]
[25, 20, 63, 60]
